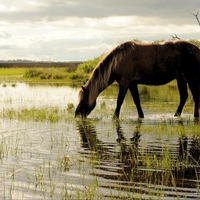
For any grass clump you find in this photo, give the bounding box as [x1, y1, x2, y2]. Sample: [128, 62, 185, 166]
[69, 55, 103, 82]
[2, 108, 65, 123]
[24, 68, 68, 81]
[2, 103, 76, 122]
[24, 68, 43, 78]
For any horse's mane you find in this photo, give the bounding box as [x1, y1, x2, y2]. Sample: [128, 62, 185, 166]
[85, 41, 135, 106]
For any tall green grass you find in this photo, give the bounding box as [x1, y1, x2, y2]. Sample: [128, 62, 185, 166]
[2, 106, 75, 123]
[24, 68, 68, 80]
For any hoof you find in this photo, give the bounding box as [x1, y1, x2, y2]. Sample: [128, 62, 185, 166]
[113, 115, 119, 120]
[113, 112, 119, 119]
[174, 112, 180, 117]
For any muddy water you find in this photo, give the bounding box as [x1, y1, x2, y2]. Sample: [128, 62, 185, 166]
[0, 83, 199, 200]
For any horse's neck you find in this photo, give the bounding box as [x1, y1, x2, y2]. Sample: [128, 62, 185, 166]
[86, 59, 113, 105]
[86, 80, 99, 106]
[86, 73, 108, 106]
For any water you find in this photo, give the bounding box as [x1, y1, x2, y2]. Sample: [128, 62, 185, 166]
[0, 83, 199, 199]
[0, 83, 77, 109]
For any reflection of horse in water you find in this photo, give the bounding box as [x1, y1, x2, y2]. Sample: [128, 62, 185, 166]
[75, 41, 200, 118]
[115, 121, 141, 168]
[177, 133, 200, 178]
[76, 119, 142, 182]
[76, 120, 200, 189]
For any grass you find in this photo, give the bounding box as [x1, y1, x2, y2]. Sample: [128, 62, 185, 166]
[0, 67, 79, 84]
[0, 68, 26, 76]
[1, 106, 75, 123]
[0, 63, 94, 85]
[24, 68, 68, 80]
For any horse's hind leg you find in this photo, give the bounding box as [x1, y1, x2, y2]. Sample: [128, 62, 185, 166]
[175, 78, 188, 117]
[114, 82, 129, 118]
[129, 83, 144, 118]
[188, 83, 199, 118]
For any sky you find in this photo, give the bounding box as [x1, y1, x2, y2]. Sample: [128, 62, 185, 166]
[0, 0, 200, 61]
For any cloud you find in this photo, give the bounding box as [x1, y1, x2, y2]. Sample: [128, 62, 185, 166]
[0, 0, 199, 24]
[0, 0, 199, 61]
[0, 16, 199, 61]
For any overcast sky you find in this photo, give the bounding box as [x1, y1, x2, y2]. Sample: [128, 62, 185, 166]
[0, 0, 200, 61]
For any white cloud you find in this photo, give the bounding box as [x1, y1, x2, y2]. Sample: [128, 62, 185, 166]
[0, 0, 199, 61]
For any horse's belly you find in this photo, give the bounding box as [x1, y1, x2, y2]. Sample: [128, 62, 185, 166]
[135, 74, 175, 85]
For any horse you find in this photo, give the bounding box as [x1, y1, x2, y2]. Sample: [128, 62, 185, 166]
[75, 40, 200, 119]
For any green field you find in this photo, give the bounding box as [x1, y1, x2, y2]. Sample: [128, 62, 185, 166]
[0, 66, 80, 84]
[0, 68, 27, 76]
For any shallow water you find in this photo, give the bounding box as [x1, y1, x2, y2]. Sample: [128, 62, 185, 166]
[0, 83, 199, 200]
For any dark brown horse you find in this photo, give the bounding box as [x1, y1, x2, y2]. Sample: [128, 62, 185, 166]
[75, 40, 200, 118]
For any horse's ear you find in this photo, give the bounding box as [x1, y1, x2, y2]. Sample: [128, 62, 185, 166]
[82, 86, 86, 92]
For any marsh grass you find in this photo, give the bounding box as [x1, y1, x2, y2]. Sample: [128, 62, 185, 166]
[24, 68, 68, 80]
[0, 82, 199, 199]
[140, 123, 200, 179]
[0, 67, 77, 84]
[0, 119, 200, 199]
[1, 106, 75, 122]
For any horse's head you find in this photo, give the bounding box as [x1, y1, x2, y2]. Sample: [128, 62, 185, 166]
[75, 86, 96, 118]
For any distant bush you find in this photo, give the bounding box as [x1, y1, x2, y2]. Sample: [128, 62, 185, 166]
[70, 73, 83, 80]
[70, 55, 103, 81]
[53, 74, 66, 79]
[40, 73, 52, 79]
[24, 69, 43, 78]
[189, 39, 200, 48]
[24, 68, 68, 80]
[76, 56, 102, 74]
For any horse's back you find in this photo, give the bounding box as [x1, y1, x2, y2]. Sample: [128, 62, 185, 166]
[116, 41, 179, 84]
[113, 40, 200, 85]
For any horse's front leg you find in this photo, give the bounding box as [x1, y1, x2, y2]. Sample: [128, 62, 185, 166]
[199, 92, 200, 116]
[129, 83, 144, 118]
[113, 82, 129, 119]
[175, 78, 188, 117]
